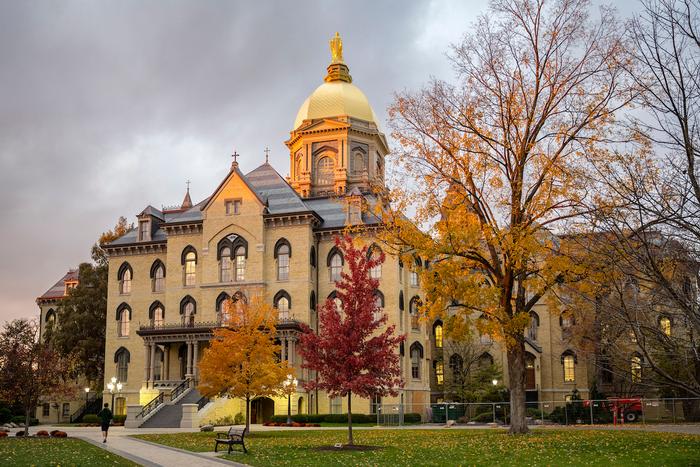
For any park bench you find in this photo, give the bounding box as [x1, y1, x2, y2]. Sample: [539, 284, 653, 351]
[214, 426, 248, 454]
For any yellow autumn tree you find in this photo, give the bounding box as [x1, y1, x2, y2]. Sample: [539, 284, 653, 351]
[197, 295, 290, 431]
[382, 0, 634, 433]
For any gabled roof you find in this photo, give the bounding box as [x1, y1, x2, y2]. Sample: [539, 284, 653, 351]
[139, 205, 164, 221]
[202, 164, 267, 212]
[244, 163, 312, 215]
[37, 269, 79, 302]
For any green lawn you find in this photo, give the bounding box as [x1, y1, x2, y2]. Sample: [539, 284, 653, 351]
[134, 428, 700, 466]
[0, 437, 138, 466]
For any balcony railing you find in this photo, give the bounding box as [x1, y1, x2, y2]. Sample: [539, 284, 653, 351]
[138, 316, 303, 333]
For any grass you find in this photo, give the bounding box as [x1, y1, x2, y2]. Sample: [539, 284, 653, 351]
[0, 437, 138, 466]
[134, 428, 700, 466]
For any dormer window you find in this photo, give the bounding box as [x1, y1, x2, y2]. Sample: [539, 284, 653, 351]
[139, 219, 151, 241]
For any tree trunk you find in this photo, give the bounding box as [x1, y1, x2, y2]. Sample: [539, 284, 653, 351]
[347, 390, 353, 446]
[507, 340, 529, 434]
[24, 406, 31, 436]
[245, 395, 250, 432]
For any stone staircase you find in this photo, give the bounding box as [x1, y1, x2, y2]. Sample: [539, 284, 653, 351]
[140, 388, 202, 428]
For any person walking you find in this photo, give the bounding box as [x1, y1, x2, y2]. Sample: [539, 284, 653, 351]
[97, 403, 113, 443]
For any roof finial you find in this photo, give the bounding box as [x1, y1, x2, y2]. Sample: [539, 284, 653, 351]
[325, 32, 351, 83]
[231, 150, 239, 171]
[330, 32, 344, 64]
[186, 179, 191, 192]
[264, 146, 270, 164]
[181, 180, 193, 209]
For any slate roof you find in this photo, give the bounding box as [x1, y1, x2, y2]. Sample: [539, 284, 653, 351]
[37, 269, 79, 301]
[105, 163, 381, 246]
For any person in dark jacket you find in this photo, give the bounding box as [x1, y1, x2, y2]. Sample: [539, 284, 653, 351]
[97, 403, 113, 443]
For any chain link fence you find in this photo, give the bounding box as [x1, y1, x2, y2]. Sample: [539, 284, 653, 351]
[372, 398, 700, 427]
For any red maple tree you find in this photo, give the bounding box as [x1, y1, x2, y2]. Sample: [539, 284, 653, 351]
[299, 235, 405, 446]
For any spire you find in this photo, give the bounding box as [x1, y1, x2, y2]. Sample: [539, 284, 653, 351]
[181, 180, 193, 209]
[325, 32, 352, 83]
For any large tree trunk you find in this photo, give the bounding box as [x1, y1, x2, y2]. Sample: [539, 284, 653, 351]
[347, 390, 353, 446]
[245, 395, 250, 432]
[24, 406, 31, 436]
[507, 339, 529, 434]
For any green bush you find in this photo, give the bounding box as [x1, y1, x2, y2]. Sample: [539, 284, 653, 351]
[211, 415, 237, 426]
[270, 413, 374, 424]
[526, 408, 544, 419]
[10, 416, 38, 426]
[472, 412, 496, 423]
[0, 408, 11, 424]
[403, 413, 421, 423]
[82, 414, 99, 424]
[234, 412, 244, 425]
[113, 415, 126, 424]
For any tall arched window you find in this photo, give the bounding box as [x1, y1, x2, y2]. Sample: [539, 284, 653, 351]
[116, 304, 130, 337]
[374, 290, 384, 322]
[328, 248, 343, 282]
[310, 291, 317, 329]
[180, 296, 196, 326]
[118, 263, 132, 294]
[274, 290, 291, 321]
[216, 292, 231, 324]
[410, 342, 424, 379]
[433, 321, 443, 348]
[479, 352, 495, 367]
[182, 247, 197, 286]
[398, 259, 404, 284]
[328, 291, 343, 316]
[234, 246, 245, 281]
[150, 260, 165, 292]
[275, 239, 291, 281]
[528, 312, 540, 341]
[219, 246, 232, 282]
[352, 151, 364, 176]
[45, 309, 56, 331]
[560, 311, 575, 329]
[562, 351, 576, 382]
[316, 156, 334, 185]
[368, 244, 383, 279]
[659, 316, 671, 337]
[434, 360, 444, 386]
[409, 296, 421, 330]
[114, 347, 130, 382]
[149, 302, 164, 328]
[631, 354, 643, 383]
[410, 257, 421, 287]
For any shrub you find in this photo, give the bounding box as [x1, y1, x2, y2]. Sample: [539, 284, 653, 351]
[234, 412, 244, 425]
[36, 430, 49, 437]
[0, 432, 7, 438]
[0, 408, 11, 424]
[82, 414, 99, 424]
[526, 408, 544, 419]
[16, 431, 26, 437]
[403, 413, 421, 423]
[51, 431, 67, 438]
[113, 415, 126, 425]
[210, 415, 236, 426]
[472, 412, 496, 423]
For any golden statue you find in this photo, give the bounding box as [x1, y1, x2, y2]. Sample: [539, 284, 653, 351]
[329, 32, 343, 63]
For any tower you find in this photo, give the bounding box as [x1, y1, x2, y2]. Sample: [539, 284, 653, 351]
[286, 33, 389, 198]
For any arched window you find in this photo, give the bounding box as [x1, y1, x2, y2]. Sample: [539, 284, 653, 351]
[410, 296, 421, 330]
[116, 304, 130, 337]
[479, 315, 493, 344]
[295, 155, 302, 179]
[560, 311, 575, 329]
[328, 291, 343, 316]
[659, 316, 671, 337]
[118, 263, 133, 294]
[45, 309, 56, 330]
[181, 246, 197, 286]
[528, 312, 540, 341]
[275, 239, 291, 281]
[274, 290, 291, 321]
[433, 321, 443, 348]
[216, 292, 230, 324]
[114, 347, 130, 382]
[233, 246, 245, 281]
[368, 244, 383, 279]
[150, 260, 165, 292]
[399, 259, 404, 284]
[316, 156, 334, 185]
[352, 151, 364, 175]
[328, 248, 343, 282]
[310, 291, 317, 329]
[449, 354, 463, 380]
[561, 350, 576, 382]
[374, 290, 385, 322]
[410, 256, 421, 287]
[149, 301, 164, 328]
[631, 354, 643, 383]
[410, 342, 424, 379]
[180, 296, 196, 326]
[310, 246, 317, 268]
[434, 360, 444, 386]
[219, 246, 232, 282]
[479, 352, 494, 367]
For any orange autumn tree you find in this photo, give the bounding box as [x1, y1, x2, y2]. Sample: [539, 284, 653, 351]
[383, 0, 633, 433]
[198, 296, 290, 431]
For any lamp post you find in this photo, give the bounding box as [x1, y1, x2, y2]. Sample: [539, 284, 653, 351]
[282, 374, 298, 425]
[106, 377, 123, 412]
[492, 379, 498, 386]
[84, 387, 90, 407]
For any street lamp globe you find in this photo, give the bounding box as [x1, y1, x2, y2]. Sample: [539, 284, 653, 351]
[116, 382, 123, 392]
[84, 387, 90, 394]
[492, 379, 498, 386]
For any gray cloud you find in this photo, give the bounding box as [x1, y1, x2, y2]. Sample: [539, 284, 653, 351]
[0, 0, 639, 323]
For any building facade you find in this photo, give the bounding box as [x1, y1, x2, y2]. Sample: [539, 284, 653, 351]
[101, 34, 432, 423]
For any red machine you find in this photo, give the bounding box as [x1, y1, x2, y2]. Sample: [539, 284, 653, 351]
[585, 398, 643, 424]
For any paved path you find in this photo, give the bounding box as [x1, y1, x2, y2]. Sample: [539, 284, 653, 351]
[27, 425, 248, 467]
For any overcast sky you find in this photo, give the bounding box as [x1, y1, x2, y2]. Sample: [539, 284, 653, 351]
[0, 0, 641, 324]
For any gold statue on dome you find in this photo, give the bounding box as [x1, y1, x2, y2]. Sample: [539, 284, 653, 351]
[329, 32, 343, 63]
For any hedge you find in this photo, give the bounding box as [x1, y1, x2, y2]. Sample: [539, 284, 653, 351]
[10, 416, 38, 426]
[269, 413, 421, 424]
[82, 414, 99, 424]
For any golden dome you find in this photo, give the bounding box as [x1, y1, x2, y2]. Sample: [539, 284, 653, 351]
[293, 80, 379, 130]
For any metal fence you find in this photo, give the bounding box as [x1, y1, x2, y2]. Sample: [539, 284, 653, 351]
[372, 398, 700, 427]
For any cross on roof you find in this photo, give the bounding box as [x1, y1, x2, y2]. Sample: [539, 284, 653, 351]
[264, 147, 270, 164]
[186, 180, 191, 192]
[232, 151, 239, 164]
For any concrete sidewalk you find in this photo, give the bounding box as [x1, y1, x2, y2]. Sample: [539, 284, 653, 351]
[27, 425, 248, 467]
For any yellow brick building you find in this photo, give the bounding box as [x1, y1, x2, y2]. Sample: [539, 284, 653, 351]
[100, 34, 433, 427]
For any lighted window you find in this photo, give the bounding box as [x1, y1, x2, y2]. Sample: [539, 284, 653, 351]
[435, 360, 444, 386]
[563, 354, 575, 382]
[434, 323, 443, 348]
[277, 244, 290, 281]
[184, 252, 196, 286]
[660, 317, 671, 337]
[220, 247, 232, 282]
[631, 355, 642, 382]
[118, 309, 129, 337]
[277, 297, 289, 321]
[330, 253, 343, 282]
[316, 156, 334, 185]
[115, 397, 126, 416]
